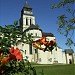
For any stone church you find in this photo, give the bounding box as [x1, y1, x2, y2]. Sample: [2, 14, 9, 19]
[17, 2, 74, 64]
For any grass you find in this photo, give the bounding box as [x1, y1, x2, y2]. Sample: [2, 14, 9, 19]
[15, 64, 75, 75]
[35, 64, 74, 75]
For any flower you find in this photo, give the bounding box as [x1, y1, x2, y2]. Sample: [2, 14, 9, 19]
[32, 42, 43, 50]
[1, 54, 16, 65]
[10, 46, 14, 53]
[0, 47, 23, 66]
[10, 47, 23, 60]
[50, 39, 56, 46]
[32, 37, 57, 52]
[36, 37, 47, 45]
[1, 57, 9, 65]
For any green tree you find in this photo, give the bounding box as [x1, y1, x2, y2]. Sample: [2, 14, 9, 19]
[0, 21, 33, 54]
[51, 0, 75, 46]
[0, 21, 37, 75]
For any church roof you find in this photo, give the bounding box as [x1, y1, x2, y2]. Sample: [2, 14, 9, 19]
[24, 1, 32, 9]
[57, 46, 62, 49]
[64, 49, 74, 53]
[24, 24, 42, 31]
[42, 32, 54, 37]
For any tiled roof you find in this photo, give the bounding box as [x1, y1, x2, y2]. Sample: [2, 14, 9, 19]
[64, 49, 74, 53]
[24, 24, 42, 31]
[42, 32, 54, 37]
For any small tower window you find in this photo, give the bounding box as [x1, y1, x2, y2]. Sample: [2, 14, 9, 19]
[30, 19, 32, 25]
[26, 18, 28, 25]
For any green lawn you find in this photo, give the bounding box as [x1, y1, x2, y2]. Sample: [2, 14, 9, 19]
[35, 64, 74, 75]
[15, 64, 75, 75]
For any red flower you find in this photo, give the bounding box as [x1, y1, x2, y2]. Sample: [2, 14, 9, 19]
[8, 54, 16, 60]
[10, 47, 23, 60]
[0, 47, 22, 66]
[10, 46, 14, 53]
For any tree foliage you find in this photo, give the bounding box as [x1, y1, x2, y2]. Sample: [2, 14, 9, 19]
[51, 0, 75, 46]
[0, 21, 36, 75]
[0, 21, 33, 54]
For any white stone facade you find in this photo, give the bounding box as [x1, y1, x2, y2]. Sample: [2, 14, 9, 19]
[17, 2, 74, 64]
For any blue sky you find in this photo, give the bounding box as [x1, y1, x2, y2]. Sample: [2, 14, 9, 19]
[0, 0, 74, 51]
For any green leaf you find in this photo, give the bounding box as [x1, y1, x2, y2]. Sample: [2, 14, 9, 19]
[14, 21, 18, 25]
[57, 2, 63, 8]
[50, 5, 56, 9]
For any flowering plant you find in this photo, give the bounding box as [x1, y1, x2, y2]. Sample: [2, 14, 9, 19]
[32, 37, 57, 52]
[0, 47, 22, 74]
[0, 47, 37, 75]
[0, 21, 36, 75]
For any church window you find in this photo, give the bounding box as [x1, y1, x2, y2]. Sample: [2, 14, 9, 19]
[35, 49, 37, 53]
[29, 44, 32, 54]
[25, 50, 26, 54]
[30, 19, 32, 25]
[35, 33, 37, 36]
[26, 18, 28, 25]
[69, 53, 72, 56]
[22, 44, 24, 46]
[48, 58, 52, 62]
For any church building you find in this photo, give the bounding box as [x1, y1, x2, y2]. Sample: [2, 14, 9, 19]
[17, 2, 74, 64]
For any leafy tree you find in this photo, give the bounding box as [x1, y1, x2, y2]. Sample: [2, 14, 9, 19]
[51, 0, 75, 46]
[0, 21, 33, 54]
[0, 21, 37, 75]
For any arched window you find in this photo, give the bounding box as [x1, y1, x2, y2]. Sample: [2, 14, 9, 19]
[30, 19, 32, 25]
[26, 18, 28, 25]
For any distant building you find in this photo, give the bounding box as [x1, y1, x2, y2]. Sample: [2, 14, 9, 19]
[16, 2, 74, 64]
[64, 49, 74, 64]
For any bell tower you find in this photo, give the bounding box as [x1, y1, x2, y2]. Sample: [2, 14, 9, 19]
[20, 1, 35, 31]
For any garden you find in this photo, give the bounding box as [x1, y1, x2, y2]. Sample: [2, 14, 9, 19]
[15, 64, 75, 75]
[0, 21, 57, 75]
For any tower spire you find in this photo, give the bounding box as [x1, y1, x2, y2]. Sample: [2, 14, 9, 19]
[26, 0, 27, 4]
[20, 0, 35, 31]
